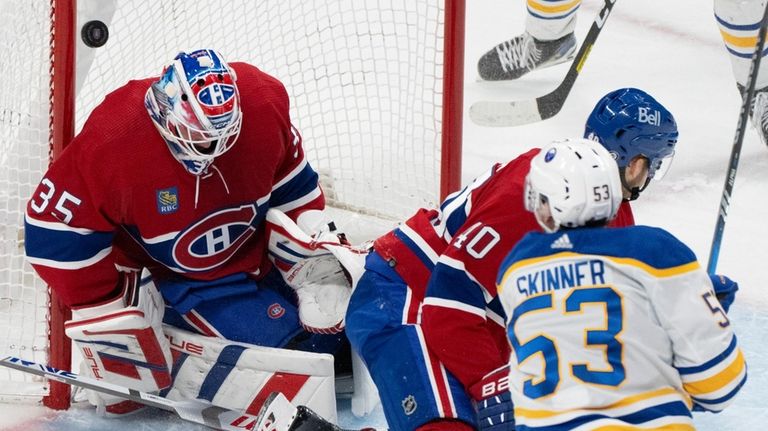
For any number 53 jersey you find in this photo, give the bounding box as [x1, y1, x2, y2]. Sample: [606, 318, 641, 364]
[497, 226, 746, 430]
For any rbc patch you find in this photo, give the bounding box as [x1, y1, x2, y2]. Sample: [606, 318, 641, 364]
[156, 187, 179, 214]
[267, 303, 286, 319]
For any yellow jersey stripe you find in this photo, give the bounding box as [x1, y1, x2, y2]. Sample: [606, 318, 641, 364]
[592, 424, 695, 431]
[527, 0, 581, 14]
[515, 387, 682, 419]
[683, 349, 746, 395]
[498, 252, 700, 291]
[720, 30, 757, 48]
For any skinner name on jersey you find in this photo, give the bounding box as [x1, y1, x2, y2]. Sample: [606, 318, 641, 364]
[515, 259, 606, 297]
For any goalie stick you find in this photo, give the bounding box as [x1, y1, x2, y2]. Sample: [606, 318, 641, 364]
[0, 356, 374, 431]
[707, 1, 768, 274]
[469, 0, 618, 127]
[0, 355, 268, 430]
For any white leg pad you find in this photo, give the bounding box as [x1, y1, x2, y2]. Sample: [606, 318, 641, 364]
[351, 348, 381, 417]
[164, 325, 337, 423]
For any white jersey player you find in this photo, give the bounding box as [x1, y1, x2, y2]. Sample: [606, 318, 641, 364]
[496, 139, 746, 429]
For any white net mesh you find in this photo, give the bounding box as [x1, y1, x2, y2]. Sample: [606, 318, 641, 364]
[0, 0, 54, 401]
[75, 0, 447, 219]
[0, 0, 455, 403]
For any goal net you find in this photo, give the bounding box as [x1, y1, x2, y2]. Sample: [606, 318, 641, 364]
[0, 0, 464, 408]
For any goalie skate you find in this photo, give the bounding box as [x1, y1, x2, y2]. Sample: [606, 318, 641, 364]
[478, 32, 576, 81]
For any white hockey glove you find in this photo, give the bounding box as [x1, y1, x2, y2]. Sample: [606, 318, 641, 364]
[296, 209, 349, 245]
[283, 253, 352, 334]
[64, 273, 173, 416]
[267, 209, 368, 334]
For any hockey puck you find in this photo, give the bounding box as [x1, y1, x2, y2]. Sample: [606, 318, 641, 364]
[81, 20, 109, 48]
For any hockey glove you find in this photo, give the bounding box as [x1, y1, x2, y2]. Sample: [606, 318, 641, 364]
[284, 253, 352, 334]
[710, 274, 739, 313]
[468, 365, 516, 431]
[267, 209, 368, 334]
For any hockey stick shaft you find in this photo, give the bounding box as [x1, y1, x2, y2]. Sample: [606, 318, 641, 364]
[707, 2, 768, 274]
[0, 356, 264, 431]
[469, 0, 618, 127]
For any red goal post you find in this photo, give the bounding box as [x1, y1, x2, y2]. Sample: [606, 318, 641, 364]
[0, 0, 464, 409]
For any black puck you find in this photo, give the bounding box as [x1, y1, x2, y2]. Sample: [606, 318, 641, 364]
[81, 20, 109, 48]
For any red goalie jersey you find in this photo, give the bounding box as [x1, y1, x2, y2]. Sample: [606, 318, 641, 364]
[24, 63, 324, 307]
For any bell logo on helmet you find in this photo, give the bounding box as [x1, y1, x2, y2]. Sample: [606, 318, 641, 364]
[638, 107, 661, 126]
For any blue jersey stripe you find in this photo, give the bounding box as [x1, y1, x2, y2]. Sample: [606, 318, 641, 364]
[270, 162, 319, 209]
[528, 5, 580, 20]
[198, 344, 246, 401]
[692, 371, 748, 407]
[724, 45, 768, 59]
[677, 335, 737, 375]
[506, 227, 698, 274]
[429, 262, 493, 309]
[443, 201, 469, 238]
[715, 14, 763, 31]
[393, 228, 436, 271]
[517, 401, 691, 431]
[25, 219, 114, 263]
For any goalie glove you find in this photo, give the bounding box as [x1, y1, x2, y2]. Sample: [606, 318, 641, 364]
[64, 272, 173, 415]
[267, 209, 368, 334]
[283, 253, 352, 334]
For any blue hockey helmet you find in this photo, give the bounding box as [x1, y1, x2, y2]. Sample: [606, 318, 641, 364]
[584, 88, 678, 181]
[145, 49, 242, 175]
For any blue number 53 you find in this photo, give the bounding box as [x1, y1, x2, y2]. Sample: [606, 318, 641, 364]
[508, 287, 625, 399]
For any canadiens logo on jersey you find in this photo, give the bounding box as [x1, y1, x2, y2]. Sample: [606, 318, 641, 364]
[172, 204, 258, 271]
[156, 187, 179, 214]
[267, 303, 286, 319]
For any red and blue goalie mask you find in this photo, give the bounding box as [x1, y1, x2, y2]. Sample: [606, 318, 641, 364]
[144, 49, 242, 175]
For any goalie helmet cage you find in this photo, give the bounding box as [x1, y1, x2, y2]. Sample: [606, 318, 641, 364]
[0, 0, 465, 410]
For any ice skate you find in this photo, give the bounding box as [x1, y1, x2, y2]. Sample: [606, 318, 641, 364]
[478, 31, 576, 81]
[750, 86, 768, 146]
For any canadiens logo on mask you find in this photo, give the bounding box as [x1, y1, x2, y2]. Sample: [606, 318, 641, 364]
[144, 49, 242, 176]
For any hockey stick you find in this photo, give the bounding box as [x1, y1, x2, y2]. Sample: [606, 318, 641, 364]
[0, 356, 267, 431]
[707, 2, 768, 274]
[469, 0, 618, 127]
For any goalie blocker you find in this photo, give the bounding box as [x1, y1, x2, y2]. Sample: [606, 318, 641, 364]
[64, 270, 173, 415]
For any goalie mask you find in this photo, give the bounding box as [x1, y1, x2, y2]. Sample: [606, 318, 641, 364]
[145, 49, 242, 175]
[525, 138, 622, 233]
[584, 88, 678, 199]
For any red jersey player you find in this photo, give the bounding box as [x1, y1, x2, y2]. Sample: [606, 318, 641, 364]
[25, 49, 347, 415]
[345, 88, 683, 431]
